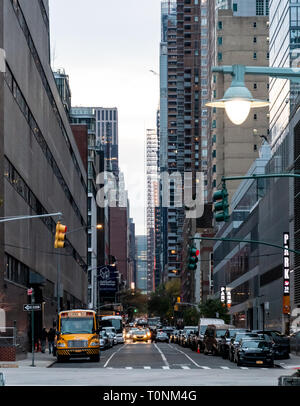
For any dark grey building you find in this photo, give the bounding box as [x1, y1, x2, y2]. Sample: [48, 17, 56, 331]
[213, 143, 293, 332]
[0, 0, 87, 353]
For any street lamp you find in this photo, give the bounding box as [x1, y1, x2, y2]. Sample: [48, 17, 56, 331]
[66, 224, 103, 235]
[206, 64, 300, 125]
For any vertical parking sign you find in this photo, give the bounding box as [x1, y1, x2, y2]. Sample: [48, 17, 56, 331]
[283, 232, 290, 314]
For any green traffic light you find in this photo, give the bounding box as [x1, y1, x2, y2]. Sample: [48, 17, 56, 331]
[213, 185, 230, 223]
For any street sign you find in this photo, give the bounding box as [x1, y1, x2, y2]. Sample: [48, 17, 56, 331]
[27, 288, 33, 296]
[23, 304, 41, 311]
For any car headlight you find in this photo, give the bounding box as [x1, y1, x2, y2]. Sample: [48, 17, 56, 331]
[133, 335, 137, 338]
[57, 342, 66, 348]
[90, 340, 100, 346]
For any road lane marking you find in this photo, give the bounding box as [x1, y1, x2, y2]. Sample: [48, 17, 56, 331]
[154, 343, 170, 368]
[125, 367, 133, 370]
[200, 366, 211, 369]
[103, 344, 127, 368]
[162, 366, 170, 370]
[240, 367, 248, 369]
[220, 367, 230, 369]
[144, 366, 151, 369]
[168, 344, 203, 368]
[181, 366, 190, 369]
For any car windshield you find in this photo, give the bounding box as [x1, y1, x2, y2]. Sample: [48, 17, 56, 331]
[216, 330, 227, 337]
[136, 330, 146, 334]
[229, 330, 239, 337]
[200, 326, 207, 334]
[242, 341, 270, 349]
[60, 317, 94, 334]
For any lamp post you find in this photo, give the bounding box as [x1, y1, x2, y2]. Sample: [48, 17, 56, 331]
[206, 64, 300, 125]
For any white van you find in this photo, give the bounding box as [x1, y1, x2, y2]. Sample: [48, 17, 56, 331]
[198, 318, 225, 337]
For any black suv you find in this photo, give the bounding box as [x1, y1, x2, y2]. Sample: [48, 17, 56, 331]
[252, 330, 290, 359]
[228, 332, 259, 362]
[218, 329, 246, 358]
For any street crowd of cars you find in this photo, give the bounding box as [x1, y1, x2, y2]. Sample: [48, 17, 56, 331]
[169, 323, 291, 367]
[100, 318, 298, 368]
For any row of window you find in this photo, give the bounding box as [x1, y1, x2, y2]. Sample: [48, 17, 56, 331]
[218, 20, 266, 30]
[10, 0, 86, 192]
[5, 253, 30, 287]
[217, 52, 269, 61]
[4, 64, 86, 228]
[4, 156, 87, 271]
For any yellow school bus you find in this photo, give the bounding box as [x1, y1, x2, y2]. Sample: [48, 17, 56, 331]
[55, 309, 100, 362]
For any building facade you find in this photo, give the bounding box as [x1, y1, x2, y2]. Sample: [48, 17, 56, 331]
[1, 0, 87, 351]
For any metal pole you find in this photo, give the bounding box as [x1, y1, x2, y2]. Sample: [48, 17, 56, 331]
[0, 212, 62, 223]
[57, 246, 61, 315]
[31, 289, 35, 367]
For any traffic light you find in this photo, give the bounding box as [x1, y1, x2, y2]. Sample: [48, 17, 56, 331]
[188, 246, 199, 271]
[213, 183, 229, 222]
[54, 221, 67, 248]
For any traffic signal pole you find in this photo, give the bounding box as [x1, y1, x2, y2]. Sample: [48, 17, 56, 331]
[190, 236, 300, 256]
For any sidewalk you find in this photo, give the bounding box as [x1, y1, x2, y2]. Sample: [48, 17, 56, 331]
[0, 349, 55, 369]
[276, 352, 300, 370]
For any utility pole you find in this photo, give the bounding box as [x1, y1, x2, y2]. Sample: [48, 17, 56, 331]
[31, 288, 35, 367]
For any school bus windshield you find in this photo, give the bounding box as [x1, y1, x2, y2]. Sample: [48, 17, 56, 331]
[60, 317, 94, 334]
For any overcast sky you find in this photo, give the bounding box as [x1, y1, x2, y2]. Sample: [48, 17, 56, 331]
[49, 0, 161, 235]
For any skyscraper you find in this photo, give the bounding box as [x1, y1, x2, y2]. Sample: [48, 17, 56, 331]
[146, 129, 159, 293]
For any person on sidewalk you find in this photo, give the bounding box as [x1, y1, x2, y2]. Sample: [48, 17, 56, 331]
[48, 328, 55, 354]
[41, 328, 48, 353]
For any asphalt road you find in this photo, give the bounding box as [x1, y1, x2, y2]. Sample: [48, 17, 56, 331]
[50, 340, 284, 370]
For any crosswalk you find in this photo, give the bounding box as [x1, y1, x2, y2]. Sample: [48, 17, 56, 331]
[105, 365, 271, 370]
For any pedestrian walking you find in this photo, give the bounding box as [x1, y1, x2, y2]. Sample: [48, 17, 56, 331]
[48, 328, 55, 354]
[41, 328, 48, 353]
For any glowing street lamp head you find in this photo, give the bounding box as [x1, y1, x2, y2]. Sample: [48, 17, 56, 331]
[206, 69, 269, 125]
[224, 100, 252, 125]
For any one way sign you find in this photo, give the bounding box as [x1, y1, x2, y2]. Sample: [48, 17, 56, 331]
[23, 304, 41, 311]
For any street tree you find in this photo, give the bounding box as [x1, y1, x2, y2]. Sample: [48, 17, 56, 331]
[198, 299, 230, 324]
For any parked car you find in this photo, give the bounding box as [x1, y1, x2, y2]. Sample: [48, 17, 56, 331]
[203, 324, 235, 355]
[252, 330, 290, 359]
[178, 330, 186, 346]
[162, 327, 174, 338]
[186, 329, 198, 349]
[290, 331, 300, 355]
[218, 328, 247, 359]
[228, 332, 259, 362]
[233, 338, 274, 367]
[175, 329, 183, 344]
[203, 324, 236, 356]
[170, 330, 179, 343]
[179, 326, 198, 347]
[102, 327, 117, 345]
[155, 331, 169, 343]
[132, 329, 150, 342]
[197, 319, 225, 353]
[99, 331, 112, 350]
